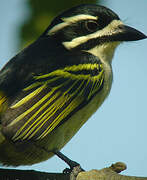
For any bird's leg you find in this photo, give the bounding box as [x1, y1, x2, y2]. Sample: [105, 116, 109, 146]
[33, 143, 84, 175]
[54, 150, 80, 169]
[53, 150, 84, 174]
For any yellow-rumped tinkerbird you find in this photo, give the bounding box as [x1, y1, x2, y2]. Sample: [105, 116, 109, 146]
[0, 4, 146, 170]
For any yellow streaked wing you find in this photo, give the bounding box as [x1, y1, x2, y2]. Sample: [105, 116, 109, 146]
[0, 91, 7, 115]
[2, 63, 104, 141]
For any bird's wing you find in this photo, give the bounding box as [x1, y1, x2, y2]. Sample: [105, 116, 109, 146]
[2, 63, 104, 141]
[0, 92, 7, 115]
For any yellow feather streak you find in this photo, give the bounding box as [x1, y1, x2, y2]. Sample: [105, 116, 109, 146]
[10, 63, 104, 141]
[35, 64, 99, 79]
[0, 92, 7, 114]
[39, 95, 83, 139]
[12, 88, 60, 140]
[17, 80, 75, 140]
[11, 84, 47, 109]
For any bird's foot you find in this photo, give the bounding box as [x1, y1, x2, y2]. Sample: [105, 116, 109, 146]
[62, 161, 83, 174]
[69, 165, 84, 180]
[53, 150, 84, 175]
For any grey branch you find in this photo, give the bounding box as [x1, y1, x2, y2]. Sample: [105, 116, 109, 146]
[0, 162, 147, 180]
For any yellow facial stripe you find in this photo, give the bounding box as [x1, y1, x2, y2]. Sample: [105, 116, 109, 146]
[62, 14, 98, 23]
[48, 14, 98, 35]
[62, 20, 123, 50]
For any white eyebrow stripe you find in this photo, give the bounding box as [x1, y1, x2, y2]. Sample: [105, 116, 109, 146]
[62, 20, 123, 50]
[48, 14, 98, 35]
[62, 14, 98, 23]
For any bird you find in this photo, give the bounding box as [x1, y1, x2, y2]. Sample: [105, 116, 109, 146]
[0, 4, 146, 169]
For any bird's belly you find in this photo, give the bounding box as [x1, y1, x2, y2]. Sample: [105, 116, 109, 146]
[44, 81, 111, 151]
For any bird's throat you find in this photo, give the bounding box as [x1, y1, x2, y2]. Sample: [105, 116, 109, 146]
[85, 41, 120, 64]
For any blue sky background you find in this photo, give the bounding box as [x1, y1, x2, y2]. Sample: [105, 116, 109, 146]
[0, 0, 147, 177]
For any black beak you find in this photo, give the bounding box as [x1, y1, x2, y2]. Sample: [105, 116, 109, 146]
[111, 25, 147, 42]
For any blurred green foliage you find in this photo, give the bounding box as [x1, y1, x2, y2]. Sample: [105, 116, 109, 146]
[20, 0, 99, 47]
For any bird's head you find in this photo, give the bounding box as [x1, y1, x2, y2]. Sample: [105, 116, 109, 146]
[44, 4, 146, 62]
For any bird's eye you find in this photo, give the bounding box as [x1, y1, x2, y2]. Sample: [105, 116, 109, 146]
[85, 20, 99, 32]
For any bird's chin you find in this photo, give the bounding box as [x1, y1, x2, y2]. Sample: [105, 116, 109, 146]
[111, 25, 147, 42]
